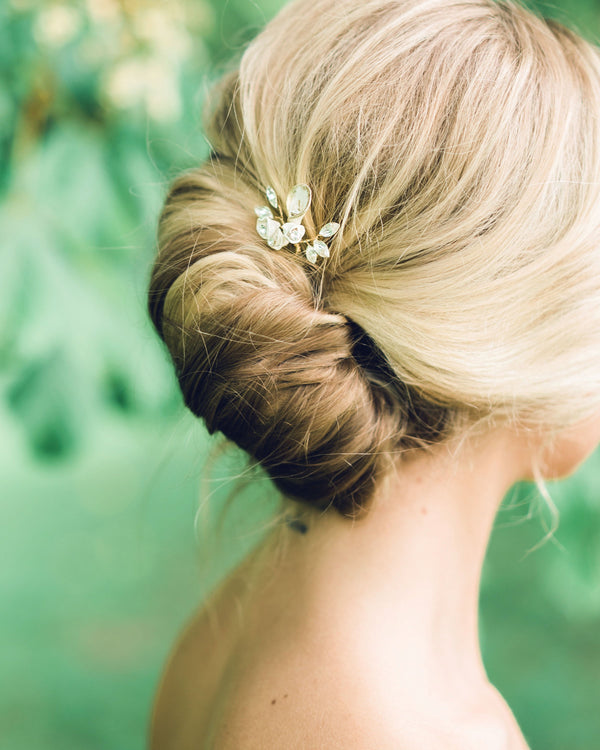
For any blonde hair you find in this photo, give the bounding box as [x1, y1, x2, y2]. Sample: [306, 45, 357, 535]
[148, 0, 600, 521]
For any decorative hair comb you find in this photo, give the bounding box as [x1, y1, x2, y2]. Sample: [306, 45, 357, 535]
[254, 183, 340, 264]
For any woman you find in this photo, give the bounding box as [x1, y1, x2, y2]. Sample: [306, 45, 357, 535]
[146, 0, 600, 746]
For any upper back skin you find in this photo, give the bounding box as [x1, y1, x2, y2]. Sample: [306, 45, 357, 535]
[148, 532, 530, 750]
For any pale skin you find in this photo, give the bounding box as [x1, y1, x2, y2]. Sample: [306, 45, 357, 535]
[150, 409, 600, 749]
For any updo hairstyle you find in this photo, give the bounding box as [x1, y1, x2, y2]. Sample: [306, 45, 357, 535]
[148, 0, 600, 519]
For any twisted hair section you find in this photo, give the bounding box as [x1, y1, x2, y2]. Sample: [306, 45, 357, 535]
[149, 163, 455, 517]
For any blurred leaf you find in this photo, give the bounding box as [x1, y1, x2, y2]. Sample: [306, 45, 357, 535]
[7, 347, 82, 460]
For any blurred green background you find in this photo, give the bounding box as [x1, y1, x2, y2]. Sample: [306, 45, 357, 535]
[2, 1, 600, 748]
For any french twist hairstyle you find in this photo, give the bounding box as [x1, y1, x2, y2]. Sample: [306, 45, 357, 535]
[148, 0, 600, 519]
[148, 158, 454, 517]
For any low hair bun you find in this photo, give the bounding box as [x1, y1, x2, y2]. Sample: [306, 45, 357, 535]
[148, 161, 452, 517]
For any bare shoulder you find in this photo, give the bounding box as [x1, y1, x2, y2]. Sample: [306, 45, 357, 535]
[207, 638, 506, 750]
[209, 636, 523, 750]
[211, 681, 517, 750]
[151, 592, 521, 750]
[212, 713, 407, 749]
[150, 564, 255, 750]
[150, 533, 525, 750]
[210, 668, 411, 750]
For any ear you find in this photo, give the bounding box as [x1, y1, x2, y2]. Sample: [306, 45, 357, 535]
[520, 408, 600, 481]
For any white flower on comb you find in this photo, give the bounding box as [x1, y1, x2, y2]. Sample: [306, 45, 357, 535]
[254, 183, 340, 264]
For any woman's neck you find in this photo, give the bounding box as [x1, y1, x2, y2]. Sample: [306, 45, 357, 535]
[248, 426, 529, 699]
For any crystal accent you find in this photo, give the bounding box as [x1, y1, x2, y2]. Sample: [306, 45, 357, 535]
[267, 226, 288, 250]
[282, 222, 306, 244]
[286, 184, 311, 219]
[266, 186, 278, 209]
[313, 239, 330, 258]
[255, 205, 273, 219]
[256, 216, 268, 239]
[319, 222, 340, 238]
[255, 182, 336, 263]
[305, 245, 318, 264]
[256, 216, 279, 240]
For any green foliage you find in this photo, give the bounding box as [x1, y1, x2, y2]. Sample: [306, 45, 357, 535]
[3, 1, 600, 749]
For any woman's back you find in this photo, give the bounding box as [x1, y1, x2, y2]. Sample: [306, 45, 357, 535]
[149, 546, 259, 750]
[149, 526, 532, 750]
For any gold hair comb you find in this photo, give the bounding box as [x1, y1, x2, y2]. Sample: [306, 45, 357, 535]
[254, 183, 339, 264]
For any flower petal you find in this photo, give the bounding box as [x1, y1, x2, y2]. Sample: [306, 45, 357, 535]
[319, 222, 340, 238]
[255, 205, 274, 219]
[282, 222, 306, 243]
[256, 216, 280, 240]
[267, 226, 288, 250]
[313, 239, 330, 258]
[286, 184, 311, 219]
[305, 245, 318, 263]
[266, 186, 278, 209]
